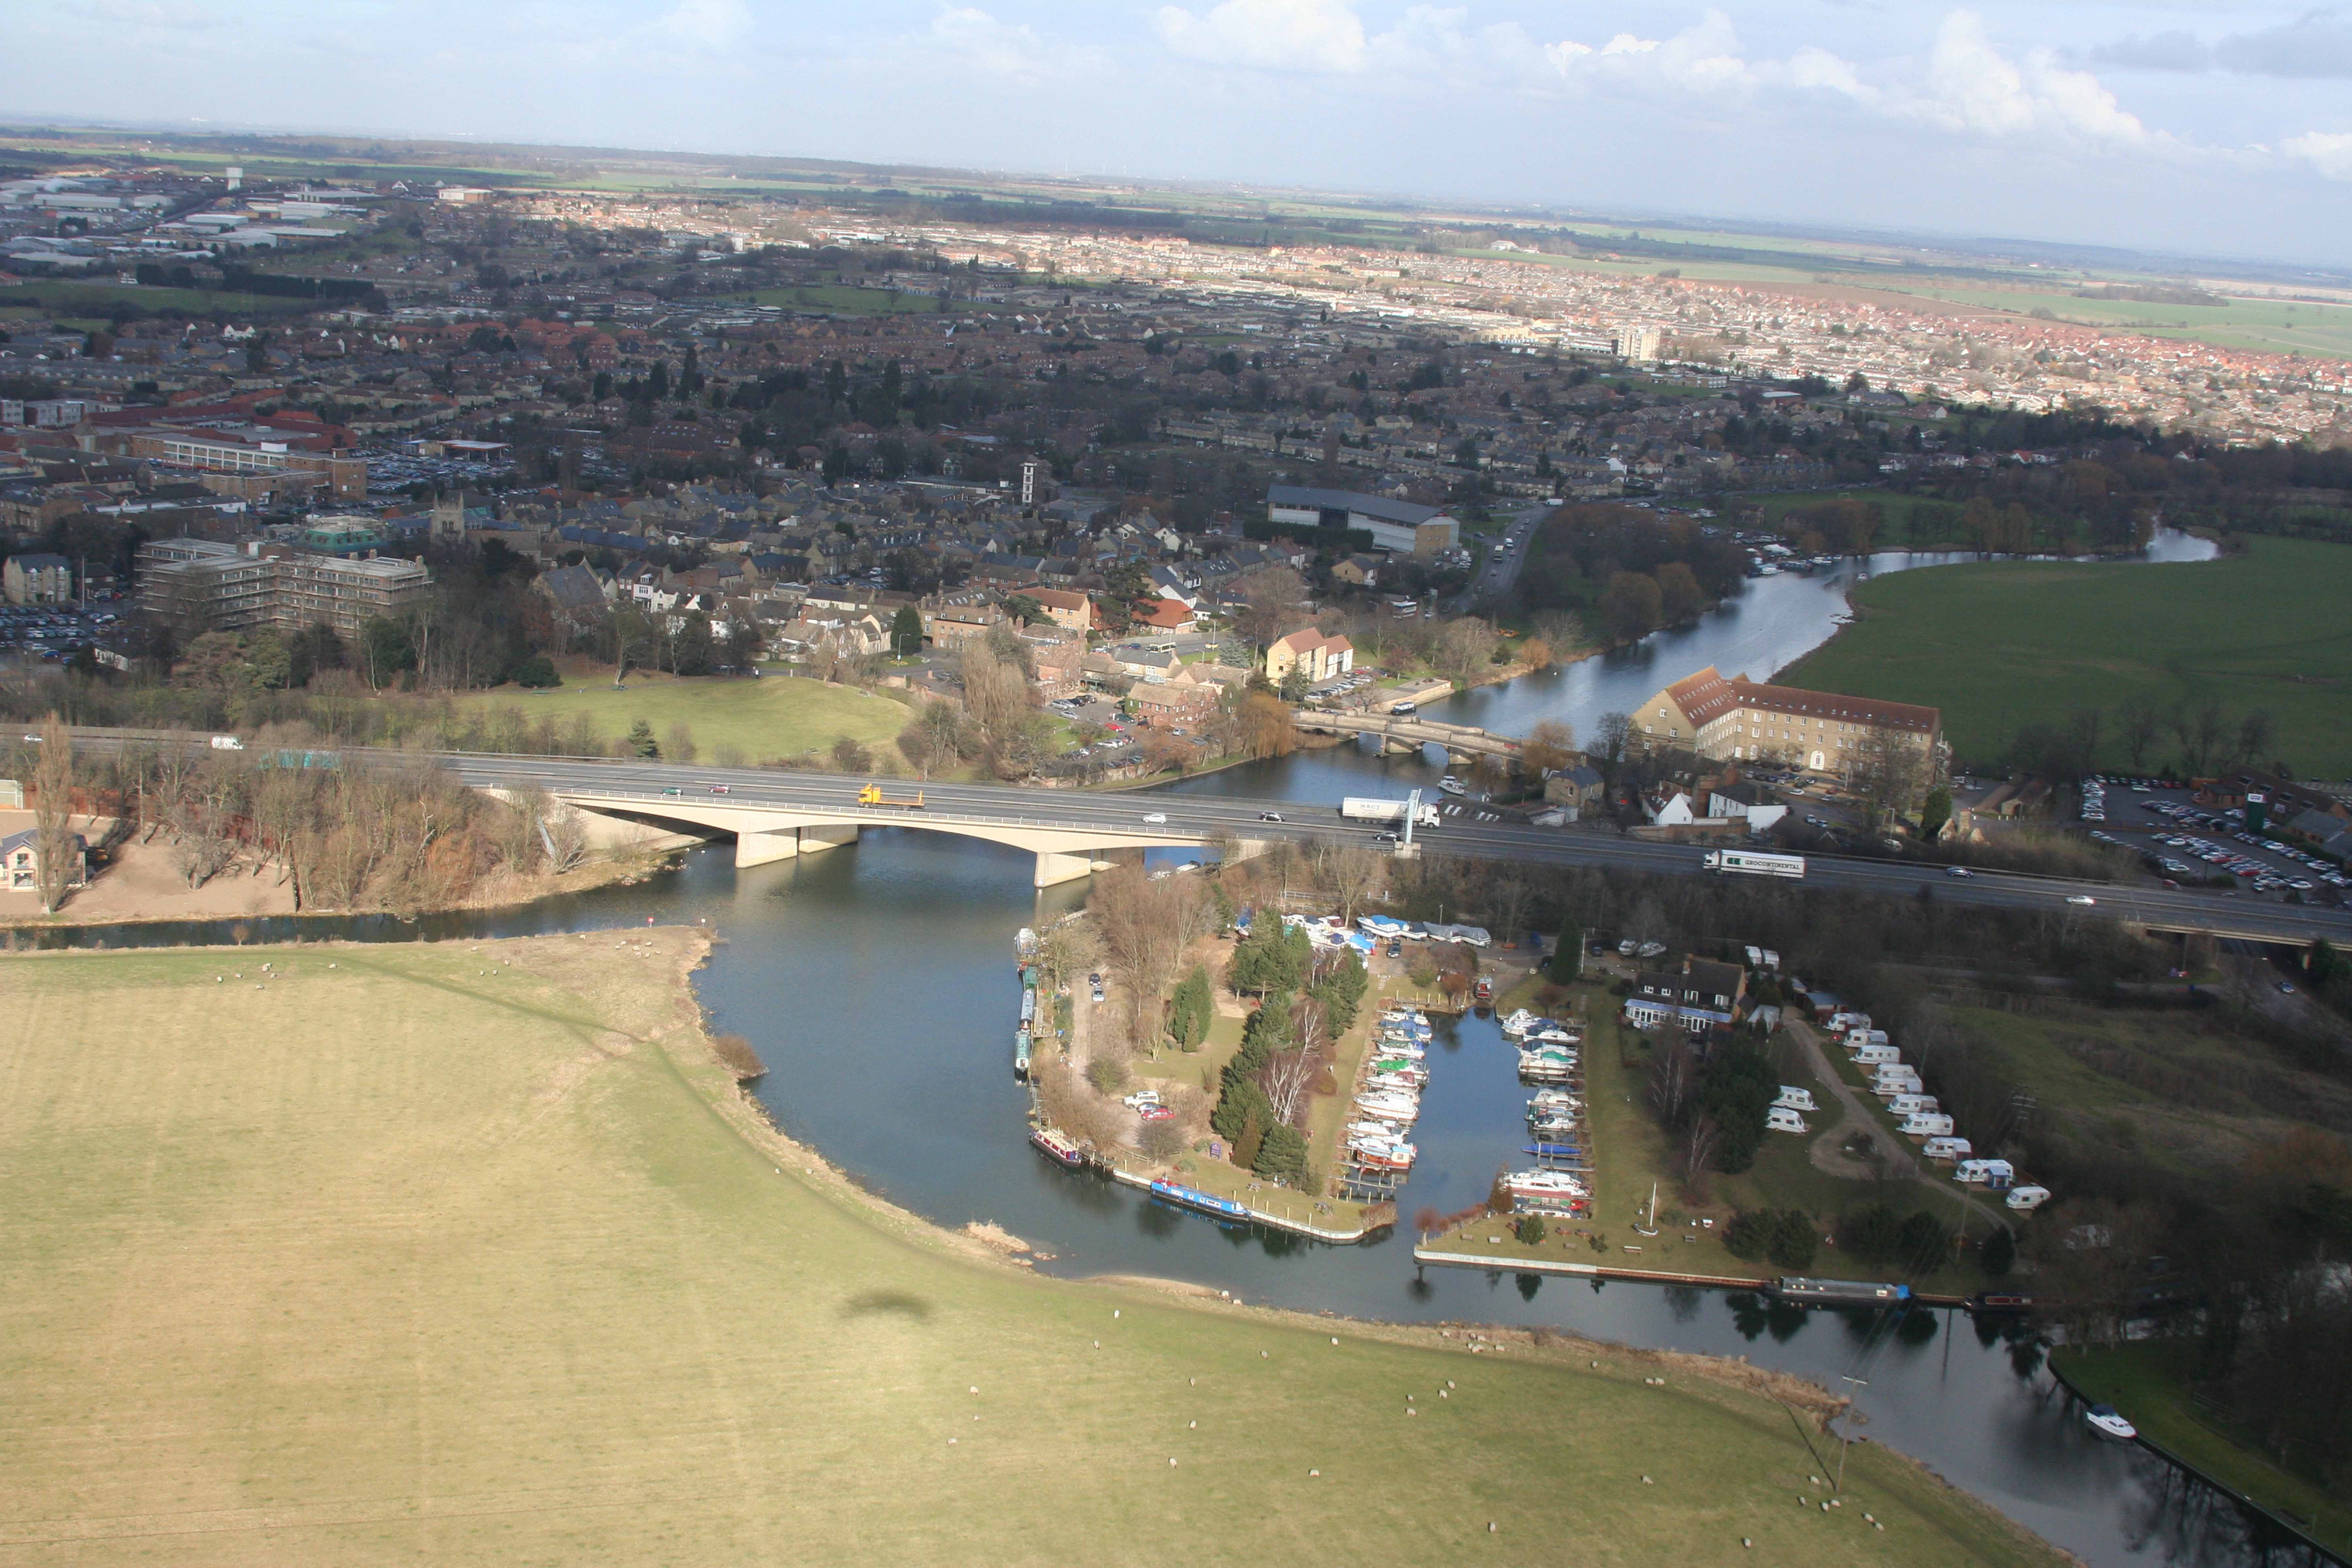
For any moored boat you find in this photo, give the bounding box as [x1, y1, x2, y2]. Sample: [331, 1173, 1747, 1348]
[1149, 1178, 1252, 1221]
[1030, 1125, 1088, 1168]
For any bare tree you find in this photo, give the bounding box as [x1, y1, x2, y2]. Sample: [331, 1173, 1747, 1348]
[1647, 1036, 1697, 1127]
[1233, 565, 1307, 651]
[2117, 699, 2161, 772]
[1521, 719, 1577, 776]
[1323, 844, 1384, 923]
[2233, 710, 2275, 773]
[31, 716, 74, 913]
[1679, 1114, 1722, 1190]
[1850, 731, 1928, 831]
[2067, 706, 2104, 777]
[1488, 876, 1535, 946]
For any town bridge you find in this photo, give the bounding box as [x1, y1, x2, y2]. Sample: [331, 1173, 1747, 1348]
[1290, 710, 1524, 763]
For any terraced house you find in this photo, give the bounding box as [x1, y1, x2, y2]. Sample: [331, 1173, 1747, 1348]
[1633, 665, 1943, 781]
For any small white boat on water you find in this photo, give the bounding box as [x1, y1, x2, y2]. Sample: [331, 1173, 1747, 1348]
[2084, 1405, 2137, 1441]
[1438, 776, 1468, 797]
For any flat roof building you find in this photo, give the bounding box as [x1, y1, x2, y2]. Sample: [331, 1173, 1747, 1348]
[139, 538, 431, 640]
[1266, 485, 1459, 557]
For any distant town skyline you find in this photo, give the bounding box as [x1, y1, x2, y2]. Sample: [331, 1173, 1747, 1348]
[6, 1, 2349, 263]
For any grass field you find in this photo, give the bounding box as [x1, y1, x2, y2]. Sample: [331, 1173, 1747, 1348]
[1880, 286, 2352, 363]
[749, 284, 941, 315]
[0, 935, 2064, 1565]
[1778, 536, 2352, 775]
[448, 669, 913, 764]
[2054, 1342, 2350, 1557]
[0, 278, 319, 319]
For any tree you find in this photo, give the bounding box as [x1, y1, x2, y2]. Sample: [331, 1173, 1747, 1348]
[1237, 691, 1296, 759]
[1851, 731, 1927, 830]
[1598, 572, 1661, 645]
[1515, 1212, 1546, 1246]
[31, 715, 74, 913]
[1234, 566, 1306, 650]
[889, 605, 924, 659]
[1001, 594, 1047, 628]
[1918, 786, 1952, 841]
[626, 719, 660, 759]
[2118, 699, 2162, 771]
[1435, 617, 1499, 684]
[1979, 1226, 2016, 1277]
[1547, 923, 1583, 984]
[2233, 709, 2276, 773]
[514, 654, 561, 689]
[1592, 711, 1633, 788]
[1521, 719, 1576, 776]
[1653, 562, 1705, 626]
[1324, 845, 1383, 923]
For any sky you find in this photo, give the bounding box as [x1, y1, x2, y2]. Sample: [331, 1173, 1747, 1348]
[5, 1, 2350, 263]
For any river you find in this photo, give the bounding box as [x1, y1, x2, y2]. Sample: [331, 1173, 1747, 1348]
[29, 527, 2317, 1567]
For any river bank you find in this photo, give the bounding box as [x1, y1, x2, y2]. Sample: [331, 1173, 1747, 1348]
[0, 927, 2070, 1566]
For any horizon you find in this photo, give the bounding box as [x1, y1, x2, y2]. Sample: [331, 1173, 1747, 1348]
[5, 2, 2349, 267]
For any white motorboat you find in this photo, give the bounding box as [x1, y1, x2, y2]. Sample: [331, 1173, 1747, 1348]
[2084, 1405, 2137, 1441]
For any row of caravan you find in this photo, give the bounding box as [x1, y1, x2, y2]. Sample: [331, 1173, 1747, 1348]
[1839, 1020, 2053, 1212]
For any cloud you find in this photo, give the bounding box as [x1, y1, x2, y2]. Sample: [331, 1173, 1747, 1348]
[1154, 0, 1365, 73]
[2088, 10, 2352, 80]
[2282, 129, 2352, 178]
[925, 7, 1052, 76]
[661, 0, 750, 50]
[1917, 12, 2146, 145]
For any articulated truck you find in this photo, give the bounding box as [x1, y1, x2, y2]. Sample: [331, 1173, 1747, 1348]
[1340, 797, 1442, 828]
[1703, 849, 1805, 879]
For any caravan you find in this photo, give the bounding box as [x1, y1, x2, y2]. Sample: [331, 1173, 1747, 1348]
[1852, 1043, 1901, 1067]
[1955, 1158, 2016, 1189]
[1886, 1094, 1940, 1117]
[1844, 1028, 1890, 1051]
[2006, 1185, 2053, 1212]
[1920, 1136, 1973, 1162]
[1765, 1107, 1810, 1135]
[1871, 1064, 1922, 1091]
[1772, 1086, 1817, 1113]
[1899, 1112, 1956, 1138]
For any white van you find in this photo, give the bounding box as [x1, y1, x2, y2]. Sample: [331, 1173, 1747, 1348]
[1886, 1094, 1940, 1117]
[1853, 1043, 1901, 1067]
[2006, 1185, 2053, 1212]
[1955, 1158, 2016, 1189]
[1900, 1112, 1955, 1138]
[1920, 1136, 1973, 1162]
[1766, 1106, 1809, 1135]
[1772, 1086, 1817, 1113]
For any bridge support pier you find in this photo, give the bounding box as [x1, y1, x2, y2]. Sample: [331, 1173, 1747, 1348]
[734, 823, 860, 868]
[1034, 850, 1098, 889]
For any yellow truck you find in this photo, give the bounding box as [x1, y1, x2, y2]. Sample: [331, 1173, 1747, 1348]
[855, 785, 926, 809]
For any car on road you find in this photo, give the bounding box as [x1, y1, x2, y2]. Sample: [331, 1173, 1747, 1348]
[1257, 811, 1283, 822]
[1372, 831, 1398, 844]
[1091, 989, 1106, 1004]
[1944, 866, 1974, 878]
[2279, 981, 2298, 994]
[1142, 812, 1168, 825]
[662, 786, 684, 796]
[708, 784, 730, 794]
[2066, 895, 2096, 906]
[1387, 940, 1402, 958]
[1088, 973, 1101, 986]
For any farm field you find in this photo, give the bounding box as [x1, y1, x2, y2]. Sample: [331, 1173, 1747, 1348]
[0, 935, 2066, 1566]
[1778, 536, 2352, 776]
[441, 668, 912, 764]
[0, 278, 317, 321]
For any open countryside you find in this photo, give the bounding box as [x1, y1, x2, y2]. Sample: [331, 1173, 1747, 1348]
[0, 935, 2054, 1567]
[1780, 536, 2352, 776]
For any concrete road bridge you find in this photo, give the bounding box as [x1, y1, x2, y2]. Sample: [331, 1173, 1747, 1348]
[50, 732, 2352, 944]
[1291, 710, 1524, 762]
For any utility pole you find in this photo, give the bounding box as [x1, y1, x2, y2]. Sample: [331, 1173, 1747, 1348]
[1836, 1376, 1868, 1492]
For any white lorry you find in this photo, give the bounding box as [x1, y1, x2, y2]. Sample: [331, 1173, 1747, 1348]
[1702, 849, 1805, 879]
[1340, 797, 1442, 828]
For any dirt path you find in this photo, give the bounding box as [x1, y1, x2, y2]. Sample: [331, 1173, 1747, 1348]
[1784, 1019, 2012, 1230]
